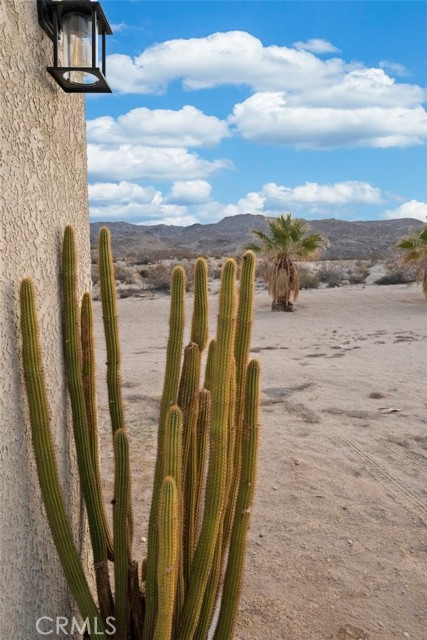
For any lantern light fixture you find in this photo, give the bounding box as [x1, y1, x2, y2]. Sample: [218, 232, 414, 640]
[37, 0, 113, 93]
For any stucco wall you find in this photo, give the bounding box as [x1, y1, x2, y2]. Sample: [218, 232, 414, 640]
[0, 1, 92, 637]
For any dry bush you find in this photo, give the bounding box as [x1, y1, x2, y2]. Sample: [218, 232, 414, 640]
[298, 267, 320, 289]
[349, 266, 369, 284]
[316, 262, 346, 287]
[142, 263, 172, 292]
[375, 259, 416, 286]
[139, 260, 195, 293]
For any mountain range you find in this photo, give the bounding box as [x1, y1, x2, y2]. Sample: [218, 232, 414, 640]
[90, 215, 423, 262]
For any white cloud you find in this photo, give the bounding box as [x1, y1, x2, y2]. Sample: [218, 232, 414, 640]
[293, 38, 340, 54]
[379, 60, 409, 77]
[142, 215, 200, 227]
[87, 106, 229, 147]
[231, 92, 427, 148]
[89, 178, 389, 225]
[106, 31, 348, 94]
[87, 144, 232, 181]
[383, 200, 427, 222]
[260, 181, 384, 207]
[166, 180, 212, 205]
[88, 181, 159, 204]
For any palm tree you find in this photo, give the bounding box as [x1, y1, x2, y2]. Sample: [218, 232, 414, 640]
[246, 213, 326, 311]
[397, 224, 427, 300]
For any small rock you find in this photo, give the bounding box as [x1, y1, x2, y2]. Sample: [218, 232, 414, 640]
[403, 633, 410, 638]
[348, 539, 353, 545]
[272, 486, 277, 491]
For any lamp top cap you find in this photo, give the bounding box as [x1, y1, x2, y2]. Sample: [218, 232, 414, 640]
[45, 0, 113, 35]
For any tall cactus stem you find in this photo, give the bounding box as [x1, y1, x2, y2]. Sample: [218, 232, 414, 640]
[19, 279, 105, 638]
[62, 226, 107, 565]
[81, 291, 114, 561]
[153, 477, 179, 640]
[194, 388, 211, 542]
[114, 428, 131, 640]
[203, 339, 216, 391]
[177, 259, 237, 640]
[226, 250, 256, 552]
[178, 343, 201, 587]
[98, 226, 125, 435]
[162, 406, 184, 627]
[144, 266, 185, 640]
[213, 359, 260, 640]
[190, 257, 209, 352]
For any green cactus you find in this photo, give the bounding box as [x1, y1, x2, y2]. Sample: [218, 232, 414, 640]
[20, 227, 260, 640]
[203, 338, 216, 391]
[144, 265, 186, 640]
[98, 227, 125, 435]
[153, 476, 179, 640]
[177, 258, 237, 640]
[213, 359, 260, 640]
[190, 257, 209, 351]
[81, 291, 114, 561]
[114, 428, 131, 640]
[19, 279, 106, 639]
[98, 228, 134, 550]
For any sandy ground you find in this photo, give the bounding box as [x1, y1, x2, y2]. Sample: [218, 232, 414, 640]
[94, 283, 427, 640]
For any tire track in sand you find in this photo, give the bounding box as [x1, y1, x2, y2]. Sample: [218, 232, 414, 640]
[327, 427, 427, 522]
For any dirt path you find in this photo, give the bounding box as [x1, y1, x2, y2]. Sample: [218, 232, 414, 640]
[94, 283, 427, 640]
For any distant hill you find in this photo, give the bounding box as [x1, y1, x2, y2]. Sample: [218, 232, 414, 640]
[90, 215, 423, 261]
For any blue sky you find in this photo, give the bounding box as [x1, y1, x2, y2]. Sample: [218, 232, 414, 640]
[85, 1, 427, 225]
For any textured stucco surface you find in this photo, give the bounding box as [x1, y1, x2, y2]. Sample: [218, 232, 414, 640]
[0, 1, 92, 637]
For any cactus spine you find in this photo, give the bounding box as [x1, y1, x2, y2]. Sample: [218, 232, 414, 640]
[20, 227, 260, 640]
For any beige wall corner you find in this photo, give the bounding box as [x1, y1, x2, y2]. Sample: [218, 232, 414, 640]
[0, 1, 92, 637]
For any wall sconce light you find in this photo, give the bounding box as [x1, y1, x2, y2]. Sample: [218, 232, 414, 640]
[37, 0, 113, 93]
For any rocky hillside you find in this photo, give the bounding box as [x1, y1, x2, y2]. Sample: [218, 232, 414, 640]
[90, 215, 423, 261]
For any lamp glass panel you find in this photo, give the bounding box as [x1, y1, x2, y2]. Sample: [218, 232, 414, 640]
[61, 12, 98, 85]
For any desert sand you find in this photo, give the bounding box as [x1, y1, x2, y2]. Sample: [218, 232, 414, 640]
[94, 282, 427, 640]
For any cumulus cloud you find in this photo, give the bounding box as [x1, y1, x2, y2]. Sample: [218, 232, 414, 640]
[87, 144, 232, 181]
[88, 181, 160, 204]
[89, 181, 189, 222]
[231, 92, 427, 148]
[293, 38, 340, 54]
[383, 200, 427, 222]
[260, 181, 384, 207]
[88, 178, 389, 225]
[166, 180, 212, 205]
[104, 30, 427, 150]
[87, 106, 229, 147]
[106, 31, 348, 94]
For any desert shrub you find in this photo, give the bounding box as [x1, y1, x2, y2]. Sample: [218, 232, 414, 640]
[143, 263, 172, 292]
[349, 267, 369, 284]
[298, 267, 320, 289]
[141, 261, 195, 292]
[316, 262, 346, 287]
[114, 262, 133, 283]
[375, 260, 416, 286]
[375, 270, 415, 285]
